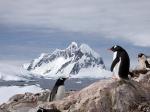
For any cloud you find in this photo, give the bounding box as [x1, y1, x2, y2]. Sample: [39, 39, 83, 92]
[0, 0, 150, 46]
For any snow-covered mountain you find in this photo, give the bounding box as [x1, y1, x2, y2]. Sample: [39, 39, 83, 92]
[24, 42, 109, 78]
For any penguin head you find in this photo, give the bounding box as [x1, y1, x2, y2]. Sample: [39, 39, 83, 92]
[138, 53, 145, 58]
[138, 53, 147, 61]
[59, 77, 67, 82]
[55, 77, 67, 86]
[109, 45, 124, 52]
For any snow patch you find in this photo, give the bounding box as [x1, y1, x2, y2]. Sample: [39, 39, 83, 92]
[31, 57, 71, 76]
[71, 67, 112, 79]
[0, 85, 42, 104]
[76, 81, 82, 84]
[80, 44, 100, 58]
[0, 61, 31, 81]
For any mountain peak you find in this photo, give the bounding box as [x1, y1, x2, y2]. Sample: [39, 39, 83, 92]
[24, 42, 106, 78]
[80, 43, 100, 58]
[68, 42, 78, 48]
[66, 42, 78, 55]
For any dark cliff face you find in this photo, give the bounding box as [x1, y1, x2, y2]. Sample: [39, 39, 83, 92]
[25, 42, 105, 75]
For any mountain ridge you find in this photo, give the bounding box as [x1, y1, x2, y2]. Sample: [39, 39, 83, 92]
[24, 42, 107, 78]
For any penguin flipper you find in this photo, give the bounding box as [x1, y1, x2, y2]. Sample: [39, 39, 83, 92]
[49, 87, 58, 102]
[145, 60, 150, 68]
[111, 57, 119, 71]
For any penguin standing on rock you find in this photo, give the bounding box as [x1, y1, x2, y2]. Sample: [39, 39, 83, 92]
[37, 77, 66, 112]
[109, 45, 130, 80]
[48, 77, 67, 102]
[138, 53, 150, 70]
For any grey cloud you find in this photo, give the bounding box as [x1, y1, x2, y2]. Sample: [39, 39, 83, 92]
[0, 0, 150, 46]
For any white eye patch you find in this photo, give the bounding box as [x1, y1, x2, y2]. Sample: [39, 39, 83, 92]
[60, 78, 63, 80]
[114, 45, 117, 48]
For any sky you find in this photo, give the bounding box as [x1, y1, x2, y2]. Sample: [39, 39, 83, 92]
[0, 0, 150, 76]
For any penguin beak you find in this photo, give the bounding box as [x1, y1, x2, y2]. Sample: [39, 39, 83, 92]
[107, 48, 112, 52]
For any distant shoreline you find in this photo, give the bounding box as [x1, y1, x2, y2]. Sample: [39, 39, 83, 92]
[0, 78, 103, 91]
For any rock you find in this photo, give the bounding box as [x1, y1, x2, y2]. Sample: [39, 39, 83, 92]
[0, 90, 75, 112]
[8, 94, 25, 102]
[0, 93, 38, 112]
[35, 90, 50, 102]
[135, 71, 150, 91]
[0, 91, 50, 112]
[1, 72, 150, 112]
[130, 69, 149, 78]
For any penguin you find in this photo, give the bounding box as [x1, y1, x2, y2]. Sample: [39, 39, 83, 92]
[138, 53, 150, 70]
[109, 45, 130, 80]
[49, 77, 67, 102]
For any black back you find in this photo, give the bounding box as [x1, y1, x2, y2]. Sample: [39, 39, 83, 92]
[49, 77, 67, 102]
[110, 45, 130, 79]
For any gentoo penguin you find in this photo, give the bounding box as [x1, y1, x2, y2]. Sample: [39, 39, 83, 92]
[49, 77, 67, 102]
[109, 45, 130, 80]
[138, 53, 150, 70]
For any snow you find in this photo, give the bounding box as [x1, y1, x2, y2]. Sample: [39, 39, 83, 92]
[57, 62, 75, 78]
[0, 72, 26, 81]
[23, 63, 30, 70]
[39, 68, 112, 79]
[0, 61, 31, 81]
[31, 57, 71, 76]
[71, 67, 112, 79]
[76, 81, 82, 84]
[80, 44, 100, 58]
[0, 85, 42, 104]
[67, 42, 78, 51]
[31, 53, 47, 69]
[23, 42, 108, 79]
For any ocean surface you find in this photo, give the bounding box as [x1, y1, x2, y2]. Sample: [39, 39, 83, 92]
[0, 78, 103, 91]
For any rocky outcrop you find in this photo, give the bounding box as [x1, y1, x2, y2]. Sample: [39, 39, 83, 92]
[0, 90, 76, 112]
[0, 90, 50, 112]
[1, 72, 150, 112]
[39, 78, 150, 112]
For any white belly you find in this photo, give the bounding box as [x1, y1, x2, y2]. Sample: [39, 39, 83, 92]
[113, 62, 121, 79]
[113, 52, 117, 61]
[55, 86, 65, 100]
[138, 59, 146, 69]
